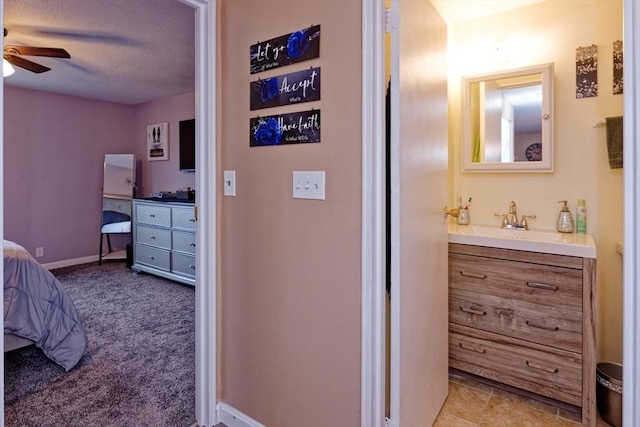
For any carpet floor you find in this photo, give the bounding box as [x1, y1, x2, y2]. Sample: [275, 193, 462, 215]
[4, 262, 196, 427]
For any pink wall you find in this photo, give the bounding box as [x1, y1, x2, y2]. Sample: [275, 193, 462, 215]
[4, 86, 195, 263]
[3, 86, 135, 263]
[134, 92, 195, 197]
[220, 2, 363, 425]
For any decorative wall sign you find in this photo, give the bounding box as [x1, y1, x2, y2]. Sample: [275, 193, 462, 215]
[613, 40, 623, 95]
[250, 67, 321, 111]
[576, 44, 598, 98]
[147, 122, 169, 161]
[250, 25, 321, 74]
[250, 110, 321, 147]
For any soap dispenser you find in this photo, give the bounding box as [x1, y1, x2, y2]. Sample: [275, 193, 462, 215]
[557, 200, 575, 233]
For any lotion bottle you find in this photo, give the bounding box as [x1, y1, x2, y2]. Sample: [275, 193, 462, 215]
[576, 199, 587, 234]
[556, 200, 574, 233]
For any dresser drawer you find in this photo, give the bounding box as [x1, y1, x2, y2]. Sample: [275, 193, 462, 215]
[136, 225, 172, 249]
[449, 324, 582, 406]
[449, 253, 583, 309]
[172, 252, 196, 278]
[136, 203, 172, 227]
[450, 288, 582, 353]
[173, 231, 196, 254]
[134, 244, 170, 271]
[172, 206, 196, 231]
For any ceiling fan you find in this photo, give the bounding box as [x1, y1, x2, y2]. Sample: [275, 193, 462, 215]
[3, 28, 70, 74]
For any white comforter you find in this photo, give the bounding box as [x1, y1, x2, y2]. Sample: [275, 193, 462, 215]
[3, 240, 87, 371]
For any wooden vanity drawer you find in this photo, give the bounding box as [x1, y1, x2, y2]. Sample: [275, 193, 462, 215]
[449, 324, 582, 407]
[135, 203, 172, 227]
[450, 288, 582, 353]
[449, 253, 583, 309]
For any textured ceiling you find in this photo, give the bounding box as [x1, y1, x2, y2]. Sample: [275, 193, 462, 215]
[3, 0, 195, 105]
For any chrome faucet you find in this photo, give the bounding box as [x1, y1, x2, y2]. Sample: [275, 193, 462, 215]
[495, 201, 537, 230]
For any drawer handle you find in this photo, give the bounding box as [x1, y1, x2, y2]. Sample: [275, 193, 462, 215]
[150, 235, 156, 240]
[459, 271, 487, 280]
[149, 256, 155, 260]
[190, 242, 196, 247]
[189, 264, 196, 270]
[149, 214, 156, 218]
[189, 218, 196, 222]
[526, 320, 559, 331]
[460, 307, 486, 316]
[459, 342, 486, 354]
[527, 282, 558, 291]
[526, 360, 558, 374]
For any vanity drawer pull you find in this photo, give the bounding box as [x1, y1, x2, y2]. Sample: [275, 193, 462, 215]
[459, 342, 486, 354]
[526, 320, 559, 331]
[526, 282, 558, 291]
[526, 360, 558, 374]
[459, 271, 488, 280]
[460, 307, 487, 316]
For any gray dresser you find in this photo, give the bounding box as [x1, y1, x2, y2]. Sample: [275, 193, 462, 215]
[132, 198, 196, 286]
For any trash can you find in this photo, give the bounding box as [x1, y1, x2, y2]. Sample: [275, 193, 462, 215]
[596, 362, 622, 427]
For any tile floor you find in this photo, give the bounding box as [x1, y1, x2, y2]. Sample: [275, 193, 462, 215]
[434, 371, 613, 427]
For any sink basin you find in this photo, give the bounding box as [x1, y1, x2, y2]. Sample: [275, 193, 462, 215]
[448, 224, 596, 258]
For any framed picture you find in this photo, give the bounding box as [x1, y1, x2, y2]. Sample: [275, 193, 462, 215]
[147, 122, 169, 161]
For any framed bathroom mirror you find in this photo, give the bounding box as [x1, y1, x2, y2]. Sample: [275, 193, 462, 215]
[461, 63, 554, 172]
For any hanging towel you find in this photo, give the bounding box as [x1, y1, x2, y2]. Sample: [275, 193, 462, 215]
[606, 116, 623, 169]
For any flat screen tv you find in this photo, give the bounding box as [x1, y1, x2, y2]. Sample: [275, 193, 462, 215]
[179, 118, 196, 171]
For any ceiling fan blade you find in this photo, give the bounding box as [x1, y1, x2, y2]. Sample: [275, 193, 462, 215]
[4, 55, 50, 73]
[4, 45, 70, 58]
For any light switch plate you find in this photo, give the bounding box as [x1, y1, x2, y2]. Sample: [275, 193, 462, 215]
[223, 170, 236, 196]
[293, 171, 325, 200]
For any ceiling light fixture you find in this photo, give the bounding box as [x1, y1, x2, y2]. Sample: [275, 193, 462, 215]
[3, 58, 15, 77]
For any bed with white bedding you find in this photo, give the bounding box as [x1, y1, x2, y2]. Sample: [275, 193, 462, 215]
[3, 240, 88, 371]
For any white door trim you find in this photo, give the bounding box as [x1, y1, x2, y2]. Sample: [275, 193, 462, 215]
[623, 1, 639, 426]
[180, 0, 218, 425]
[361, 1, 386, 426]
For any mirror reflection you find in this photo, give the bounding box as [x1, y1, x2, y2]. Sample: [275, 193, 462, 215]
[462, 63, 554, 172]
[99, 154, 135, 264]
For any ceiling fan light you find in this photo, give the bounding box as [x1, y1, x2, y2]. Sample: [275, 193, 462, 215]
[3, 58, 15, 77]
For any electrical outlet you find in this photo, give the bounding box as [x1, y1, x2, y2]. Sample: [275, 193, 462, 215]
[36, 247, 44, 258]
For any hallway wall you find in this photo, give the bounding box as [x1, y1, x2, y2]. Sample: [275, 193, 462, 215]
[219, 1, 363, 425]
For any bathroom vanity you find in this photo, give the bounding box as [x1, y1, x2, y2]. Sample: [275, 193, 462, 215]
[448, 225, 597, 426]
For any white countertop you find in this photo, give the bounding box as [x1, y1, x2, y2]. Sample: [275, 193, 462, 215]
[448, 223, 597, 259]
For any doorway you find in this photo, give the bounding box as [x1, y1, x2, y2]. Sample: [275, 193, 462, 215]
[0, 1, 218, 426]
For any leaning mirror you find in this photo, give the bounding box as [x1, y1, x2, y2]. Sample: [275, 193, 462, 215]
[99, 154, 135, 264]
[461, 63, 554, 172]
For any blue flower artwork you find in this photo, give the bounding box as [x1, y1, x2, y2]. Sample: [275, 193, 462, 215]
[250, 68, 321, 111]
[250, 25, 320, 74]
[250, 110, 321, 147]
[252, 118, 283, 146]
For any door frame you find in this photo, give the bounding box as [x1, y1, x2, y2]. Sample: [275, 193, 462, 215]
[184, 0, 218, 425]
[0, 1, 219, 426]
[361, 1, 386, 426]
[623, 1, 639, 426]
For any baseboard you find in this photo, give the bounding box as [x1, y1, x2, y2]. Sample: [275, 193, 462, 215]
[42, 255, 99, 271]
[217, 402, 265, 427]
